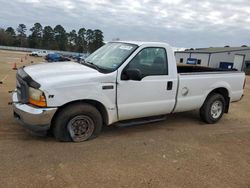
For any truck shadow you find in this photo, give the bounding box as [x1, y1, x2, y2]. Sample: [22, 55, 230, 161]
[101, 110, 203, 137]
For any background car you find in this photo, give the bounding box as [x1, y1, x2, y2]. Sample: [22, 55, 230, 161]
[72, 54, 85, 62]
[45, 53, 71, 62]
[30, 50, 48, 57]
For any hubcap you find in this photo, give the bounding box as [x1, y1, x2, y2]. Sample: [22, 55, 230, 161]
[210, 100, 223, 119]
[67, 115, 94, 142]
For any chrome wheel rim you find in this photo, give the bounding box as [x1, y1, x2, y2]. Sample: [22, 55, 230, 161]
[67, 115, 94, 142]
[210, 100, 223, 119]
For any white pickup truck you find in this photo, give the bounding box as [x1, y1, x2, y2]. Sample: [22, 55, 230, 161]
[30, 50, 48, 57]
[12, 41, 246, 142]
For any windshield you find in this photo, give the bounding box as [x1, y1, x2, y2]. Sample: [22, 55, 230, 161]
[85, 42, 138, 72]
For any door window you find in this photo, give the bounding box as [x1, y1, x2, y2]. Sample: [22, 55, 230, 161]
[126, 47, 168, 77]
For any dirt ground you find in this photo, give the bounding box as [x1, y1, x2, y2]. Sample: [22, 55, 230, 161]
[0, 50, 250, 188]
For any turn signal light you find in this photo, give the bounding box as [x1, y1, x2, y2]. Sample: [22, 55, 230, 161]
[29, 95, 47, 107]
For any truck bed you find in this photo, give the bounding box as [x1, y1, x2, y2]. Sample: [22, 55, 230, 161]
[173, 70, 245, 113]
[177, 64, 238, 74]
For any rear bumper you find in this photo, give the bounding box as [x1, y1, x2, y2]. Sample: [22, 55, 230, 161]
[12, 92, 57, 136]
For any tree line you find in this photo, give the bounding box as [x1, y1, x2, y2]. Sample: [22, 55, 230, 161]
[0, 23, 104, 53]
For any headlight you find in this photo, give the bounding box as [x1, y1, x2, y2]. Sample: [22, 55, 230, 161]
[28, 87, 47, 107]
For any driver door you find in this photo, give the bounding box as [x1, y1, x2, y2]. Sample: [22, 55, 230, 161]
[117, 47, 177, 121]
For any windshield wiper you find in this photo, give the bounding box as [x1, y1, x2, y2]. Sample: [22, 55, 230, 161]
[80, 60, 102, 72]
[87, 61, 102, 71]
[81, 60, 112, 73]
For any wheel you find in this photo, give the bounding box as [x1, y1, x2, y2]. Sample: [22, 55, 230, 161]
[53, 103, 103, 142]
[200, 93, 226, 124]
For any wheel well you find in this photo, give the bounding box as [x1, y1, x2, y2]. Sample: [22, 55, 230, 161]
[51, 100, 109, 128]
[206, 87, 230, 113]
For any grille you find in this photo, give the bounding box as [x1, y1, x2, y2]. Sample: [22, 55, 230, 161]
[16, 73, 29, 103]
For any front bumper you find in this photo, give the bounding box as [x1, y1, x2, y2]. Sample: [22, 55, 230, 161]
[12, 92, 57, 136]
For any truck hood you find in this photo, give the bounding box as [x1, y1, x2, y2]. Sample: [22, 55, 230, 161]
[24, 61, 113, 88]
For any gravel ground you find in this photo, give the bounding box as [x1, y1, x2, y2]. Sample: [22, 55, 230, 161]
[0, 50, 250, 188]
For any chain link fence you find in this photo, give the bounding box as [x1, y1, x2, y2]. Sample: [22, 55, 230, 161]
[0, 45, 87, 57]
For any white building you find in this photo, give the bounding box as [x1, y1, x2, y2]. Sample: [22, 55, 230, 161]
[175, 46, 250, 71]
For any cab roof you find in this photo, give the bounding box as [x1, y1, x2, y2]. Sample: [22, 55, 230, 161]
[111, 41, 170, 47]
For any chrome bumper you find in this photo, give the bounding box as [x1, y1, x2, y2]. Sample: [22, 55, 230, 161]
[12, 92, 57, 135]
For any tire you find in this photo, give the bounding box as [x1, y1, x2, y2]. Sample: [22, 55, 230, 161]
[53, 103, 103, 142]
[200, 93, 226, 124]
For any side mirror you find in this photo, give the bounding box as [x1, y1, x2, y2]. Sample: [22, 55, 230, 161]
[122, 68, 142, 81]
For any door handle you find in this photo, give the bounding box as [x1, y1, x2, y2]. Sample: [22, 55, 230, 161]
[167, 81, 173, 90]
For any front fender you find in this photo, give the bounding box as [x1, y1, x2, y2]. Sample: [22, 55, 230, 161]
[43, 82, 118, 124]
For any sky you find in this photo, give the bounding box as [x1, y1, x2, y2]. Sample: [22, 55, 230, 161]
[0, 0, 250, 48]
